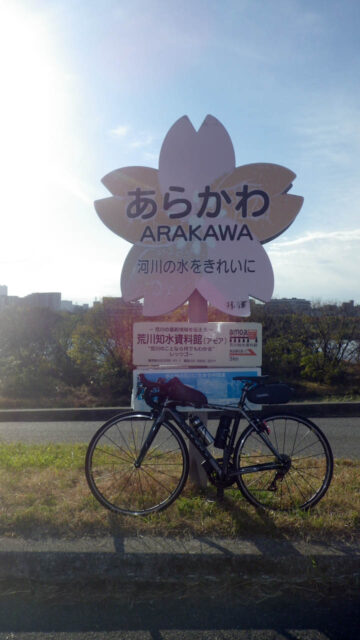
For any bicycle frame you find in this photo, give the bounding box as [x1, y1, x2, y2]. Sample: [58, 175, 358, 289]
[134, 401, 288, 482]
[86, 375, 332, 516]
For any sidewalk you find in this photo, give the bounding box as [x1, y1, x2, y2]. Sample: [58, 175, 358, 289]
[0, 535, 359, 593]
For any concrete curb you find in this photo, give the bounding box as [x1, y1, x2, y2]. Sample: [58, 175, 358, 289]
[0, 403, 360, 421]
[0, 536, 359, 587]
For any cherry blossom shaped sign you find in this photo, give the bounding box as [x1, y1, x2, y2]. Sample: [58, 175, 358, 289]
[95, 115, 303, 316]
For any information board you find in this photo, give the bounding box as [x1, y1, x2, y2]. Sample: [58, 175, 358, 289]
[133, 322, 262, 367]
[132, 368, 260, 411]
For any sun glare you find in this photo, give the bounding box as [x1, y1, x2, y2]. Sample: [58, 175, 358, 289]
[0, 1, 70, 248]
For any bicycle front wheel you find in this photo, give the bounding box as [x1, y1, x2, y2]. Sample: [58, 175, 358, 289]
[234, 415, 333, 511]
[85, 412, 189, 516]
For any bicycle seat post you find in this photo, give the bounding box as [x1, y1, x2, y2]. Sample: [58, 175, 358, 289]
[238, 381, 250, 407]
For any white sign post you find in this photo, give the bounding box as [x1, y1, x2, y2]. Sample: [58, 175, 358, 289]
[188, 291, 208, 486]
[95, 114, 303, 487]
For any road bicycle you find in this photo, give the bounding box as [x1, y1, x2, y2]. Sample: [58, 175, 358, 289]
[85, 374, 333, 516]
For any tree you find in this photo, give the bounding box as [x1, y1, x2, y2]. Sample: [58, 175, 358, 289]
[69, 305, 131, 403]
[0, 306, 83, 398]
[299, 312, 360, 383]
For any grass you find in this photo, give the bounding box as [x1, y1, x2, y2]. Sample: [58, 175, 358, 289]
[0, 443, 359, 542]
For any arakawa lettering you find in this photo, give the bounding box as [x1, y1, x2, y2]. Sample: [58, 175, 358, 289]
[140, 223, 253, 243]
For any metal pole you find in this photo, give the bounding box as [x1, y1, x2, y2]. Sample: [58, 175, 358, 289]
[188, 290, 208, 488]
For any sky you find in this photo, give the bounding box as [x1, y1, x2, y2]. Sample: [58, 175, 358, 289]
[1, 0, 360, 307]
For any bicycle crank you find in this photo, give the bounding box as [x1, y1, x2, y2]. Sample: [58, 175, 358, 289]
[203, 458, 237, 488]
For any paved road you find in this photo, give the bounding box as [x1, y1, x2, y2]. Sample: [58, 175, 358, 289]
[0, 417, 359, 458]
[0, 588, 358, 639]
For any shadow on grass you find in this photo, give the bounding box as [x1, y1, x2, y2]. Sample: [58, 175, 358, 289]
[104, 481, 298, 543]
[215, 492, 307, 555]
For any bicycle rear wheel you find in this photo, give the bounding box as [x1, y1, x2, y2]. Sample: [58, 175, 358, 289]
[234, 414, 333, 511]
[85, 412, 189, 516]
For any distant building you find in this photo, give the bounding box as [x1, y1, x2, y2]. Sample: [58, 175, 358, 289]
[23, 292, 61, 312]
[61, 300, 89, 313]
[0, 287, 6, 311]
[264, 298, 312, 314]
[102, 297, 143, 318]
[61, 300, 74, 312]
[5, 296, 21, 308]
[0, 287, 92, 313]
[341, 300, 359, 316]
[0, 287, 21, 310]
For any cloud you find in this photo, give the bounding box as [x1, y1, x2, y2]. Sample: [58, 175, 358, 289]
[143, 151, 159, 164]
[294, 100, 360, 167]
[109, 124, 155, 151]
[270, 228, 360, 250]
[267, 228, 360, 303]
[129, 133, 154, 149]
[110, 125, 130, 138]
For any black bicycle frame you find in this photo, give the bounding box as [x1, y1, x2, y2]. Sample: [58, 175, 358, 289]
[134, 404, 286, 480]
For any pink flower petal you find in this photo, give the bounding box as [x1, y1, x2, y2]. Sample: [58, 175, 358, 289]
[121, 243, 201, 316]
[158, 115, 235, 197]
[214, 163, 303, 243]
[101, 166, 159, 196]
[95, 166, 172, 245]
[197, 230, 274, 315]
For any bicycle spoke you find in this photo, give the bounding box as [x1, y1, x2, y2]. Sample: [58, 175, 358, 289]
[93, 446, 133, 465]
[86, 414, 188, 515]
[290, 421, 300, 457]
[292, 452, 326, 461]
[282, 474, 299, 508]
[291, 439, 325, 457]
[140, 465, 176, 495]
[103, 433, 134, 461]
[235, 415, 332, 511]
[291, 466, 322, 492]
[115, 423, 135, 459]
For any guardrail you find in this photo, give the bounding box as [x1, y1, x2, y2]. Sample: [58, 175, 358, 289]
[0, 402, 359, 421]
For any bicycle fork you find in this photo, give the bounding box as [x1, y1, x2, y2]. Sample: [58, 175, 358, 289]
[133, 412, 164, 468]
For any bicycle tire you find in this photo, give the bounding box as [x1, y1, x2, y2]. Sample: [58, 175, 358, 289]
[85, 411, 189, 516]
[234, 414, 333, 511]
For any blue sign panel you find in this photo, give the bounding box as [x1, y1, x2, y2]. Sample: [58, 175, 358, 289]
[132, 367, 260, 411]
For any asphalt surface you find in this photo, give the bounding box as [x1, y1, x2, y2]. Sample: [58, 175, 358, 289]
[0, 535, 359, 639]
[0, 590, 358, 639]
[0, 417, 359, 458]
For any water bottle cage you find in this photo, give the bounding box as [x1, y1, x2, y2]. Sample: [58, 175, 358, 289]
[214, 415, 232, 449]
[189, 415, 214, 446]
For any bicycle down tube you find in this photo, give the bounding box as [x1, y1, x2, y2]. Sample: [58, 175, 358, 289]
[135, 405, 224, 477]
